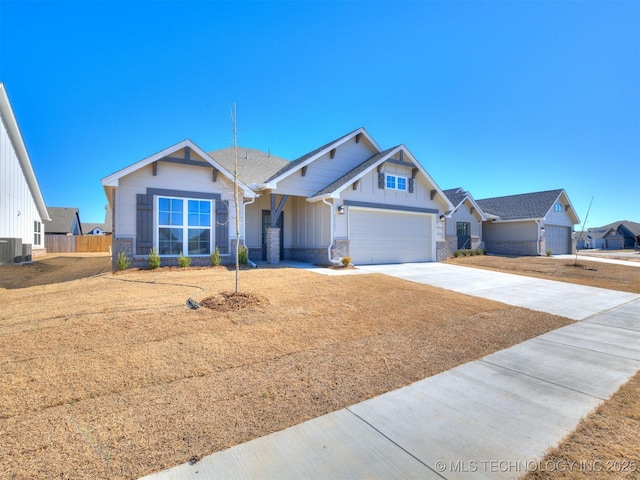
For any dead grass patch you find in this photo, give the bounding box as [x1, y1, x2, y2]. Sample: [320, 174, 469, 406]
[523, 371, 640, 480]
[0, 263, 573, 479]
[448, 255, 640, 294]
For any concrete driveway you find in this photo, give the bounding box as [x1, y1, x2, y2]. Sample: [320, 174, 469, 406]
[358, 262, 639, 320]
[142, 263, 640, 480]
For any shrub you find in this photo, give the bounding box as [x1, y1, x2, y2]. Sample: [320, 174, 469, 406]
[469, 249, 476, 256]
[238, 245, 248, 265]
[474, 248, 483, 256]
[210, 246, 221, 266]
[177, 252, 191, 267]
[453, 250, 460, 258]
[148, 248, 161, 269]
[341, 256, 352, 267]
[546, 249, 553, 257]
[116, 252, 130, 271]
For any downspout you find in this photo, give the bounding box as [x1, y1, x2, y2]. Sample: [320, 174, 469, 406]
[242, 197, 258, 268]
[535, 220, 541, 255]
[322, 197, 342, 265]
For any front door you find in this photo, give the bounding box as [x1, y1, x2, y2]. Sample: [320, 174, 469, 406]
[262, 210, 284, 261]
[457, 222, 471, 250]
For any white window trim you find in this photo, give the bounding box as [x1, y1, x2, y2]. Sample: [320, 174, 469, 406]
[34, 221, 42, 247]
[154, 195, 214, 256]
[385, 174, 408, 191]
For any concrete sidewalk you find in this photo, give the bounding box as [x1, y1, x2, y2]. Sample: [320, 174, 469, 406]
[142, 265, 640, 480]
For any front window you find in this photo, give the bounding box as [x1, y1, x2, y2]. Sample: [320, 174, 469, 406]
[157, 197, 212, 255]
[34, 221, 42, 246]
[385, 174, 407, 191]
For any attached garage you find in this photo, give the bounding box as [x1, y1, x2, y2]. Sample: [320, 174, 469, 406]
[349, 208, 434, 264]
[545, 225, 572, 254]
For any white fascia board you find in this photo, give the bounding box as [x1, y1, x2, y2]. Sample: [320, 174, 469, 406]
[308, 146, 404, 203]
[0, 84, 50, 221]
[400, 146, 455, 211]
[267, 127, 380, 188]
[100, 139, 257, 198]
[461, 196, 487, 221]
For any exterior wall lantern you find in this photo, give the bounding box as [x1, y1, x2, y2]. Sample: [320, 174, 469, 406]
[337, 205, 345, 214]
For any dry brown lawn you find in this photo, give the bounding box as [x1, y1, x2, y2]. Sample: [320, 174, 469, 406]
[0, 254, 636, 479]
[447, 254, 640, 294]
[0, 255, 573, 479]
[523, 371, 640, 480]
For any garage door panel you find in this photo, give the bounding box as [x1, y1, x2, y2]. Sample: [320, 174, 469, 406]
[546, 225, 571, 254]
[349, 209, 433, 264]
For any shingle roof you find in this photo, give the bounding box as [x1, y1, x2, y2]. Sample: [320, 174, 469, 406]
[265, 128, 363, 184]
[442, 188, 467, 208]
[600, 220, 640, 236]
[208, 147, 289, 186]
[45, 207, 82, 234]
[311, 147, 400, 198]
[477, 189, 564, 220]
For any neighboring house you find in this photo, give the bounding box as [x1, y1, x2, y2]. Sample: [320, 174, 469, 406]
[477, 189, 580, 255]
[442, 187, 486, 253]
[0, 83, 50, 264]
[577, 221, 640, 250]
[84, 225, 106, 235]
[102, 128, 453, 268]
[45, 207, 83, 235]
[82, 205, 113, 235]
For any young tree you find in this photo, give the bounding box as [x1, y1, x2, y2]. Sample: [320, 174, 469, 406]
[232, 103, 240, 292]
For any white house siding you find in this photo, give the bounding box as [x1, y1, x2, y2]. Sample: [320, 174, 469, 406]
[290, 196, 330, 248]
[114, 161, 238, 251]
[274, 138, 378, 197]
[243, 194, 293, 254]
[0, 114, 45, 261]
[445, 202, 481, 238]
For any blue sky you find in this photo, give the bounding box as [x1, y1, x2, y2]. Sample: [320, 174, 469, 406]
[1, 0, 638, 228]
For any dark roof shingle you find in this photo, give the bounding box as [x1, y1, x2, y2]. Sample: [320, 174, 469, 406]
[208, 147, 289, 186]
[477, 189, 564, 220]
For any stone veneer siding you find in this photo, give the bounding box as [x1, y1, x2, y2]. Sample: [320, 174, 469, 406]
[331, 239, 350, 260]
[266, 227, 280, 264]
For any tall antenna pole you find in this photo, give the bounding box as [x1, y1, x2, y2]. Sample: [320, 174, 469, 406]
[232, 103, 240, 292]
[575, 196, 594, 266]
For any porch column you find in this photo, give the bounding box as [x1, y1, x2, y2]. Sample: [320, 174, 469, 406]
[266, 227, 280, 264]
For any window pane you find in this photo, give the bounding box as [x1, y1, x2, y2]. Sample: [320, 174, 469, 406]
[159, 198, 169, 211]
[397, 177, 407, 190]
[159, 212, 169, 225]
[188, 229, 210, 255]
[171, 212, 183, 225]
[159, 228, 183, 255]
[187, 200, 211, 227]
[386, 175, 396, 189]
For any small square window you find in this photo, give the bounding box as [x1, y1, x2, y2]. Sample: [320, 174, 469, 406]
[386, 175, 396, 189]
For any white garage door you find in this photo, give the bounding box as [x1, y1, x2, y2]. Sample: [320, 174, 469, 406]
[546, 225, 572, 254]
[349, 208, 434, 264]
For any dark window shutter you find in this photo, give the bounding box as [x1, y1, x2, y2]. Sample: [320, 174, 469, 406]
[378, 172, 385, 189]
[136, 194, 154, 255]
[215, 200, 229, 254]
[408, 178, 415, 193]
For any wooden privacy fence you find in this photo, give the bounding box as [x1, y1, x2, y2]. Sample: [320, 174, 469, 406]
[45, 235, 112, 253]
